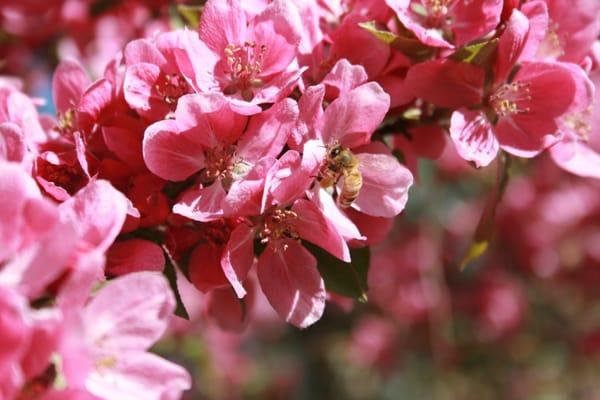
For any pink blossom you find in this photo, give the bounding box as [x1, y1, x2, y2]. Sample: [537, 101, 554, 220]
[58, 272, 191, 400]
[180, 0, 305, 114]
[448, 9, 594, 166]
[385, 0, 503, 48]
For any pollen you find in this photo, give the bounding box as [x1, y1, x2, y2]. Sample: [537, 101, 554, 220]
[489, 82, 532, 117]
[154, 73, 189, 109]
[564, 112, 592, 141]
[258, 209, 299, 244]
[223, 41, 267, 100]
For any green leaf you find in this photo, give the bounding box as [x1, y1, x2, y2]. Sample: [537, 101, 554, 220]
[162, 245, 190, 320]
[306, 243, 370, 302]
[358, 21, 399, 44]
[450, 39, 498, 66]
[177, 5, 204, 29]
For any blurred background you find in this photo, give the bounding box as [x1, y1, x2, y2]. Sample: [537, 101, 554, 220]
[2, 1, 599, 399]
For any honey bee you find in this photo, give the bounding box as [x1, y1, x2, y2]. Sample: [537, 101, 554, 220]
[319, 144, 362, 208]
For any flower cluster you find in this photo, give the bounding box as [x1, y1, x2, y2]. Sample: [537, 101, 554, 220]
[1, 0, 599, 397]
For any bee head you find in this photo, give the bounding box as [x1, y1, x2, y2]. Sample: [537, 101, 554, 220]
[329, 145, 342, 158]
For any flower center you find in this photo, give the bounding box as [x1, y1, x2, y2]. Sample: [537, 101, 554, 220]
[421, 0, 452, 18]
[223, 41, 267, 101]
[564, 112, 591, 141]
[489, 82, 532, 117]
[538, 20, 564, 59]
[258, 208, 299, 244]
[154, 73, 189, 110]
[56, 108, 75, 136]
[200, 145, 236, 185]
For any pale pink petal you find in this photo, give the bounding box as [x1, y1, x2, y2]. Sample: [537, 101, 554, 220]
[290, 84, 324, 149]
[142, 119, 205, 181]
[321, 82, 390, 148]
[123, 62, 171, 120]
[59, 180, 129, 253]
[173, 183, 226, 222]
[86, 350, 190, 400]
[84, 272, 175, 352]
[248, 0, 302, 76]
[322, 59, 368, 95]
[449, 109, 499, 167]
[124, 38, 167, 68]
[199, 0, 247, 53]
[174, 93, 247, 148]
[78, 78, 112, 133]
[550, 139, 600, 179]
[353, 144, 414, 218]
[0, 287, 29, 376]
[106, 239, 166, 276]
[292, 198, 350, 262]
[257, 240, 325, 328]
[310, 186, 364, 242]
[53, 58, 91, 115]
[220, 223, 254, 298]
[0, 122, 25, 163]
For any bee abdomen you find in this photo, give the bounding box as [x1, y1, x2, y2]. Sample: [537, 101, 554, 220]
[338, 169, 362, 208]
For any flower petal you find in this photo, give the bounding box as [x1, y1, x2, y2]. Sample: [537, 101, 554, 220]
[258, 240, 325, 328]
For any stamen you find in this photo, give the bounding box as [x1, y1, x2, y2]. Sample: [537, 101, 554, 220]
[258, 209, 299, 244]
[223, 41, 267, 99]
[489, 82, 532, 117]
[564, 112, 591, 141]
[154, 73, 189, 109]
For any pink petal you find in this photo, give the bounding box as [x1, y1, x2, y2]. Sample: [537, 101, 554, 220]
[449, 109, 499, 167]
[124, 38, 167, 68]
[143, 119, 205, 181]
[451, 0, 503, 47]
[405, 59, 485, 109]
[550, 138, 600, 179]
[199, 0, 247, 54]
[292, 198, 350, 262]
[52, 58, 90, 115]
[0, 122, 25, 163]
[59, 180, 129, 253]
[495, 9, 530, 84]
[188, 242, 229, 292]
[78, 78, 113, 133]
[257, 240, 325, 328]
[86, 350, 191, 400]
[206, 286, 251, 331]
[236, 98, 298, 162]
[248, 0, 302, 76]
[106, 239, 165, 276]
[353, 143, 414, 217]
[123, 63, 172, 120]
[173, 183, 226, 222]
[330, 13, 390, 77]
[310, 187, 364, 242]
[175, 93, 247, 148]
[322, 59, 368, 95]
[220, 224, 254, 298]
[321, 82, 390, 148]
[290, 84, 324, 149]
[84, 272, 175, 352]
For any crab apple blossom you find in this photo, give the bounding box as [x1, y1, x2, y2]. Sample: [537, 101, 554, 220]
[1, 0, 600, 397]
